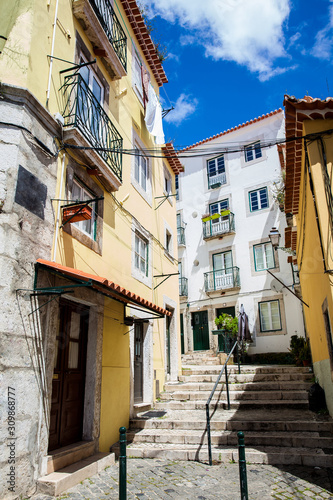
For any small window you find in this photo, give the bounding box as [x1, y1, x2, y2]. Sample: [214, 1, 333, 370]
[254, 243, 275, 271]
[133, 51, 143, 100]
[249, 187, 268, 212]
[134, 232, 148, 276]
[259, 300, 282, 332]
[164, 166, 172, 198]
[207, 155, 226, 189]
[166, 230, 172, 255]
[71, 179, 97, 240]
[175, 175, 179, 200]
[245, 141, 262, 162]
[135, 146, 148, 191]
[209, 199, 229, 224]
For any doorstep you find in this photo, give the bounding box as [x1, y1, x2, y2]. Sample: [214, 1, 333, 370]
[38, 452, 115, 496]
[47, 440, 96, 474]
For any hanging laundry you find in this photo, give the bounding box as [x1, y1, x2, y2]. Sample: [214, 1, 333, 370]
[145, 83, 165, 145]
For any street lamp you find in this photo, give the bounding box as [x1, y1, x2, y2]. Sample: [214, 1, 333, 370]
[269, 227, 281, 250]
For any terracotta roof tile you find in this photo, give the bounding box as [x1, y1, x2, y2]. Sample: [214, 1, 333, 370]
[181, 109, 283, 151]
[36, 259, 171, 316]
[162, 143, 185, 174]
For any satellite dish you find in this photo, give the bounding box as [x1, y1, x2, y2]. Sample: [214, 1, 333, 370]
[270, 278, 284, 293]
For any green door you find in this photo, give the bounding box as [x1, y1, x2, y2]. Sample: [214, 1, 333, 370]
[180, 313, 185, 354]
[216, 306, 236, 353]
[192, 311, 210, 351]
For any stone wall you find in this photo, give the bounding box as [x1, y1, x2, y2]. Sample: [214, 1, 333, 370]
[0, 84, 59, 498]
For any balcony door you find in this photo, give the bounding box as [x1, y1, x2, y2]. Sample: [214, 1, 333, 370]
[192, 311, 209, 351]
[134, 323, 144, 403]
[78, 56, 104, 141]
[213, 251, 233, 290]
[209, 199, 229, 235]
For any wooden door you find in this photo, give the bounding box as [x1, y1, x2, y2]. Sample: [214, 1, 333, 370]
[192, 311, 209, 351]
[134, 323, 144, 403]
[49, 300, 89, 451]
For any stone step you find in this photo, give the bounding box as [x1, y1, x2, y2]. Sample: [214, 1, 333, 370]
[37, 452, 115, 497]
[111, 442, 333, 468]
[160, 390, 309, 401]
[164, 381, 312, 392]
[131, 416, 333, 433]
[154, 399, 309, 410]
[127, 428, 333, 449]
[182, 365, 311, 375]
[178, 373, 313, 383]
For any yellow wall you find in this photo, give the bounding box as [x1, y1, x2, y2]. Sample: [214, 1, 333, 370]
[296, 119, 333, 414]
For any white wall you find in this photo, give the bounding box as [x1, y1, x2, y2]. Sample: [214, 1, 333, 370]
[177, 112, 306, 354]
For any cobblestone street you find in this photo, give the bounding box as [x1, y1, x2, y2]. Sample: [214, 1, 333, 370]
[31, 459, 333, 500]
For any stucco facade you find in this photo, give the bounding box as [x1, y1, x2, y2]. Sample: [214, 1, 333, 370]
[177, 110, 305, 356]
[0, 1, 181, 497]
[284, 95, 333, 416]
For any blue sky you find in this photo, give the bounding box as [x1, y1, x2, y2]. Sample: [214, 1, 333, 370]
[140, 0, 333, 148]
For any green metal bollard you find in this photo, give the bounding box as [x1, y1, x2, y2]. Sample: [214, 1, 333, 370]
[119, 426, 127, 500]
[237, 431, 248, 500]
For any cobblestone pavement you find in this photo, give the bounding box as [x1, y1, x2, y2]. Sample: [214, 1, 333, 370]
[31, 459, 333, 500]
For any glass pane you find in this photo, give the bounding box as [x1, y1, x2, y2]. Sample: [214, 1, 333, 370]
[140, 239, 146, 258]
[213, 253, 223, 271]
[255, 245, 264, 270]
[265, 244, 274, 268]
[259, 188, 268, 208]
[178, 261, 182, 277]
[208, 159, 216, 176]
[68, 341, 79, 369]
[80, 64, 90, 85]
[176, 213, 181, 226]
[135, 253, 139, 269]
[141, 157, 147, 191]
[255, 142, 262, 159]
[210, 203, 219, 215]
[245, 146, 253, 162]
[220, 199, 229, 211]
[250, 191, 258, 211]
[224, 251, 232, 271]
[135, 149, 140, 184]
[260, 303, 269, 331]
[70, 312, 80, 339]
[72, 182, 81, 201]
[140, 256, 145, 273]
[270, 301, 281, 329]
[92, 77, 102, 103]
[217, 156, 225, 173]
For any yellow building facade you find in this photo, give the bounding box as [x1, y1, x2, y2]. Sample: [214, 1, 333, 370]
[284, 95, 333, 416]
[0, 0, 182, 497]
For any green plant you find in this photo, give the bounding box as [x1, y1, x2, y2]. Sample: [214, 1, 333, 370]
[214, 313, 238, 337]
[271, 170, 286, 211]
[289, 335, 311, 365]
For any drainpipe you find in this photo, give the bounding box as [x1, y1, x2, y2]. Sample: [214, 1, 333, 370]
[46, 0, 60, 108]
[52, 151, 66, 262]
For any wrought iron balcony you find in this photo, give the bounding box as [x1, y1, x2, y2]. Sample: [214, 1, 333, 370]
[202, 211, 235, 239]
[62, 73, 122, 182]
[204, 266, 240, 292]
[177, 226, 186, 246]
[208, 172, 227, 189]
[179, 277, 188, 296]
[88, 0, 127, 71]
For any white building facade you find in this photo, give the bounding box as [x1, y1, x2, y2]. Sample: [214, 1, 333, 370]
[177, 109, 305, 355]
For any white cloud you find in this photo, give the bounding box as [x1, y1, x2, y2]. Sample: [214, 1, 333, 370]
[312, 0, 333, 59]
[139, 0, 291, 80]
[165, 94, 198, 126]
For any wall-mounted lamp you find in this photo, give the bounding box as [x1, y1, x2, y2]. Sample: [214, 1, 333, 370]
[268, 226, 281, 250]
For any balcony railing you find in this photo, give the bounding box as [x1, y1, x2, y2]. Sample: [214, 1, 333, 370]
[204, 267, 240, 292]
[62, 73, 123, 181]
[179, 277, 188, 296]
[208, 172, 227, 189]
[203, 212, 235, 239]
[177, 226, 185, 245]
[89, 0, 127, 71]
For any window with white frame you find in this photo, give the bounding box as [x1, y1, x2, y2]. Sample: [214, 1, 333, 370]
[254, 242, 275, 271]
[207, 155, 226, 188]
[134, 146, 148, 191]
[132, 50, 143, 100]
[175, 174, 179, 200]
[259, 300, 282, 331]
[134, 232, 148, 276]
[164, 166, 172, 198]
[209, 199, 229, 225]
[249, 187, 268, 212]
[245, 141, 262, 162]
[165, 229, 172, 255]
[71, 179, 96, 240]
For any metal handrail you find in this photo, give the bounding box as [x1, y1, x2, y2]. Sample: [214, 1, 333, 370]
[206, 340, 240, 466]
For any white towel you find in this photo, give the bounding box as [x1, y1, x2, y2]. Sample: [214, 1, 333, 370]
[145, 84, 165, 145]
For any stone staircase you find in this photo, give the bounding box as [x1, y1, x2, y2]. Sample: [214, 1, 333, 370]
[113, 351, 333, 467]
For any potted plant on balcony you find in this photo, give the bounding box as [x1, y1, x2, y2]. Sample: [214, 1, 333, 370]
[213, 313, 238, 354]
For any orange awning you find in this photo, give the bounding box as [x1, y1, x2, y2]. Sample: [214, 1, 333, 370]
[36, 259, 171, 317]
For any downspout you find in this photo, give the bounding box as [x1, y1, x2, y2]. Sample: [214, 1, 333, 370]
[46, 0, 60, 108]
[52, 151, 66, 262]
